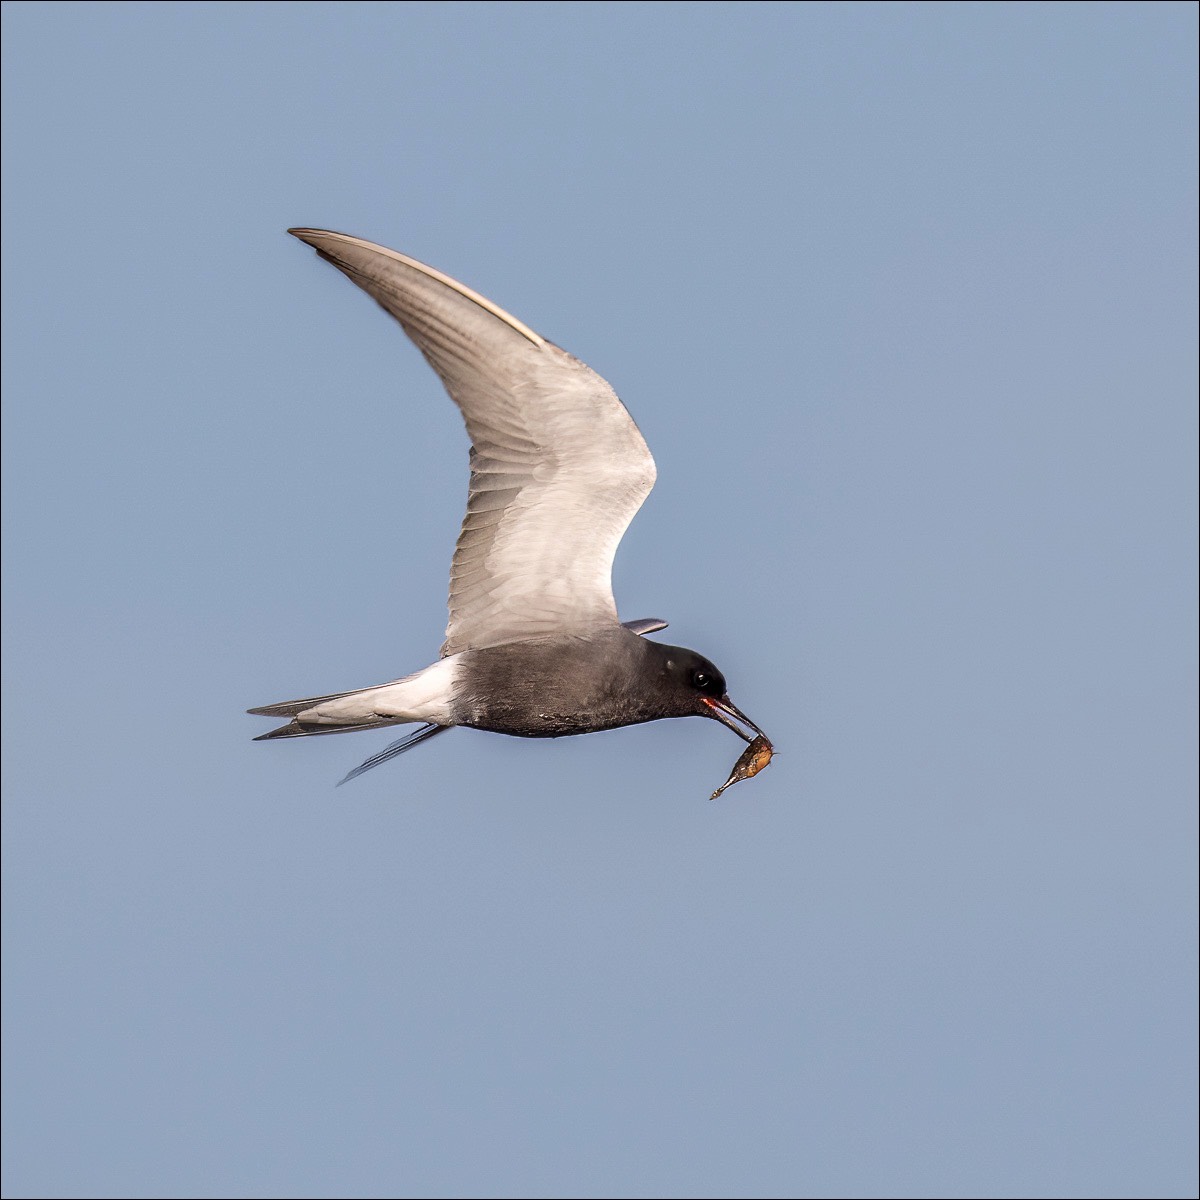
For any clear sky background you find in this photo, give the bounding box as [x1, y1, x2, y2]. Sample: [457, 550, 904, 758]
[2, 4, 1196, 1198]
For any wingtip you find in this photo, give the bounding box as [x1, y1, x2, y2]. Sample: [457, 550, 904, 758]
[336, 723, 450, 786]
[283, 228, 547, 347]
[288, 227, 334, 247]
[622, 617, 670, 637]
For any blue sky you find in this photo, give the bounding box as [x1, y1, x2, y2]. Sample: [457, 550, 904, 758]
[2, 3, 1197, 1198]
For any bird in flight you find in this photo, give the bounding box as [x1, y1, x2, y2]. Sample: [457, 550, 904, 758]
[250, 230, 770, 789]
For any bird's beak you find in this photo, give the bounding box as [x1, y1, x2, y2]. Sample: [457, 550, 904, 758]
[702, 695, 767, 744]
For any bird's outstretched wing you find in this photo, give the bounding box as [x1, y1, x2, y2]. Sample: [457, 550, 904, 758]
[289, 229, 657, 655]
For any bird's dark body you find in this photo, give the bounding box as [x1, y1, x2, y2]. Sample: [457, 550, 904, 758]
[453, 629, 721, 738]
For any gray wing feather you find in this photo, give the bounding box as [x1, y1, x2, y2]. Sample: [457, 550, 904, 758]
[622, 618, 669, 636]
[289, 229, 657, 655]
[337, 723, 450, 786]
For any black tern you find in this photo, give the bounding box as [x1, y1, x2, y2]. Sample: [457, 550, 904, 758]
[250, 230, 770, 789]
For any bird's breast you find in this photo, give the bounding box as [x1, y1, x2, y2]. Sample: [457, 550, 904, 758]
[451, 633, 665, 738]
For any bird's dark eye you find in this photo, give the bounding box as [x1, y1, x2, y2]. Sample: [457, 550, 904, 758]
[691, 669, 722, 696]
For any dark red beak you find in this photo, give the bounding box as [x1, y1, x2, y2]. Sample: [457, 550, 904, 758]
[702, 695, 767, 744]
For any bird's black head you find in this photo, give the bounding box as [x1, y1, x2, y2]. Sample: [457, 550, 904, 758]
[646, 642, 764, 743]
[674, 651, 727, 701]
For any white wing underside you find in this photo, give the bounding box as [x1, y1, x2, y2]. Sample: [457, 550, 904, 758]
[289, 230, 657, 656]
